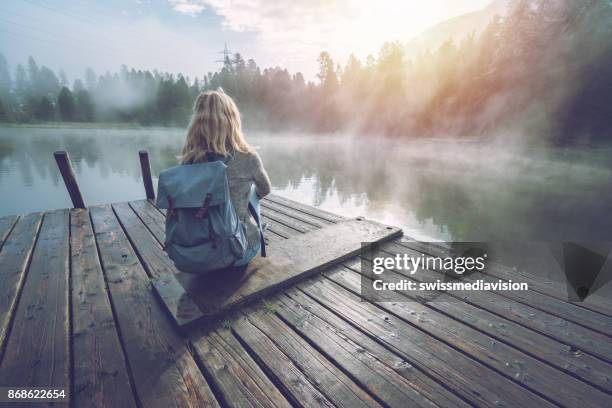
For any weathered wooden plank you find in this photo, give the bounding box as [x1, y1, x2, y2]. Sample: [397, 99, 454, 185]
[259, 224, 282, 245]
[261, 216, 302, 239]
[70, 209, 137, 406]
[342, 257, 612, 393]
[488, 261, 612, 318]
[0, 213, 42, 357]
[261, 200, 332, 229]
[238, 312, 383, 408]
[260, 208, 315, 234]
[154, 218, 402, 326]
[490, 273, 612, 336]
[263, 195, 345, 223]
[482, 273, 612, 336]
[448, 286, 612, 361]
[260, 294, 467, 408]
[260, 202, 340, 240]
[191, 328, 292, 408]
[275, 288, 471, 408]
[150, 273, 207, 327]
[0, 215, 19, 250]
[297, 277, 556, 407]
[129, 200, 166, 244]
[0, 210, 70, 392]
[324, 265, 612, 406]
[112, 202, 175, 280]
[429, 295, 612, 393]
[89, 205, 219, 408]
[229, 317, 337, 408]
[482, 263, 612, 317]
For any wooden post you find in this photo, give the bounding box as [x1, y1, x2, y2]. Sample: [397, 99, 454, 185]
[54, 150, 86, 209]
[139, 150, 155, 201]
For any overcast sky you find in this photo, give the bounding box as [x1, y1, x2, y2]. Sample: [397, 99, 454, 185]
[0, 0, 493, 83]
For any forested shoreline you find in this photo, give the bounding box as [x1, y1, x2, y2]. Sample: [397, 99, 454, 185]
[0, 0, 610, 144]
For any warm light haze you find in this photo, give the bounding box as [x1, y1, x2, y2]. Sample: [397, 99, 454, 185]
[0, 0, 496, 80]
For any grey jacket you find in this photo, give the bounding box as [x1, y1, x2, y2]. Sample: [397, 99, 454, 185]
[226, 150, 271, 247]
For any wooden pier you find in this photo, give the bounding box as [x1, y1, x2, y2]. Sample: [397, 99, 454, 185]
[0, 153, 611, 407]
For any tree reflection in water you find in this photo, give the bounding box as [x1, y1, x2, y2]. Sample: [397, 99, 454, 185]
[0, 127, 610, 242]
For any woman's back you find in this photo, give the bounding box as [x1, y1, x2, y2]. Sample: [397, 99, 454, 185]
[179, 89, 271, 262]
[226, 150, 271, 247]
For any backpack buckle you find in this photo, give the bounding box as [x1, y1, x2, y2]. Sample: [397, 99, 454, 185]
[195, 193, 213, 219]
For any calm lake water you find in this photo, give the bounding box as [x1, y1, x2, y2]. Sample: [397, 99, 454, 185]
[1, 126, 611, 242]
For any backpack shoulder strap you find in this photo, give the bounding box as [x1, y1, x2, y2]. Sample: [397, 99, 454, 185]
[248, 190, 266, 257]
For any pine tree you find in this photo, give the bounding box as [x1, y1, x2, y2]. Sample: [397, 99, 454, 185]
[57, 86, 76, 121]
[75, 89, 94, 121]
[34, 96, 54, 121]
[317, 51, 337, 90]
[85, 67, 97, 91]
[0, 98, 9, 121]
[0, 53, 12, 105]
[27, 56, 39, 94]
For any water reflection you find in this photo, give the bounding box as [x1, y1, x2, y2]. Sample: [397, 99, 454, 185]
[0, 126, 611, 241]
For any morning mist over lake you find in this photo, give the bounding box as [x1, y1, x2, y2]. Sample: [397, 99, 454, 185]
[1, 127, 611, 242]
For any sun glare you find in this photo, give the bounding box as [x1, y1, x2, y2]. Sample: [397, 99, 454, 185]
[321, 0, 493, 66]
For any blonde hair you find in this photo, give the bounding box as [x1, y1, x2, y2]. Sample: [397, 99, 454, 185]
[180, 90, 253, 164]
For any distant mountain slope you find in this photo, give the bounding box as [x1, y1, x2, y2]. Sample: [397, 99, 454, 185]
[406, 0, 510, 57]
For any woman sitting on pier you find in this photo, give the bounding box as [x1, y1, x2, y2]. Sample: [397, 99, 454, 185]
[179, 89, 271, 266]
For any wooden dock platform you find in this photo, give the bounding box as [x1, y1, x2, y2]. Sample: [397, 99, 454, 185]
[0, 194, 610, 407]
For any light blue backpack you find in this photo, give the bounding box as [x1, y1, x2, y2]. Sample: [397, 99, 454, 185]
[156, 154, 266, 274]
